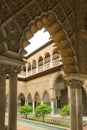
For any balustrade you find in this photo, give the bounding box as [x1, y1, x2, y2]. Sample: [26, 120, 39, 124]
[18, 59, 63, 78]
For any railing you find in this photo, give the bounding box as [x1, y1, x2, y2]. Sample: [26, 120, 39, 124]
[18, 59, 63, 78]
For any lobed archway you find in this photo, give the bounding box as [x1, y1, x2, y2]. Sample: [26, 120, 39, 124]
[42, 90, 50, 106]
[20, 12, 78, 74]
[34, 92, 41, 107]
[18, 93, 25, 107]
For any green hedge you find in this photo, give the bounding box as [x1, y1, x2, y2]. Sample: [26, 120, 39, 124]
[60, 105, 70, 118]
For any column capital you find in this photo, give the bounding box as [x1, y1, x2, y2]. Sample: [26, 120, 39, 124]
[50, 98, 55, 101]
[0, 64, 6, 76]
[67, 78, 83, 89]
[7, 66, 21, 75]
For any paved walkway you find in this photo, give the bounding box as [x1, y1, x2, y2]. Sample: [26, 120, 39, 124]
[16, 124, 87, 130]
[17, 125, 32, 130]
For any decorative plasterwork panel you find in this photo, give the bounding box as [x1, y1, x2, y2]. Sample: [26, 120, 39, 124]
[0, 0, 75, 60]
[27, 1, 42, 19]
[0, 1, 11, 24]
[15, 9, 31, 30]
[3, 20, 21, 52]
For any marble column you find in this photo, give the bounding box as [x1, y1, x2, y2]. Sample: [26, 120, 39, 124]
[68, 86, 70, 105]
[0, 70, 6, 130]
[41, 100, 43, 104]
[25, 63, 28, 76]
[25, 97, 28, 105]
[8, 72, 17, 130]
[51, 99, 55, 115]
[76, 85, 83, 130]
[68, 79, 83, 130]
[33, 101, 35, 114]
[69, 86, 77, 130]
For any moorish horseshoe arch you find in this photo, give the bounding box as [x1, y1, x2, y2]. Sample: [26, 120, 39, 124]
[20, 11, 78, 74]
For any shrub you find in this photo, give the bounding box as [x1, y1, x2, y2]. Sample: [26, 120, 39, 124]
[60, 105, 70, 118]
[18, 104, 32, 119]
[35, 104, 52, 122]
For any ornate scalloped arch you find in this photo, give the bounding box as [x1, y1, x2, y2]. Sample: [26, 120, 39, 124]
[21, 11, 78, 74]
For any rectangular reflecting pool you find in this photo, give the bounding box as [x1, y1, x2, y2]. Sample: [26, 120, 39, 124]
[17, 119, 66, 130]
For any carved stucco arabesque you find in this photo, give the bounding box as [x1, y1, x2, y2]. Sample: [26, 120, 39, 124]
[0, 64, 21, 76]
[0, 0, 87, 74]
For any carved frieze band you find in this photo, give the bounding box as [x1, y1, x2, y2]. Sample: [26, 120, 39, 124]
[67, 78, 83, 89]
[0, 64, 21, 75]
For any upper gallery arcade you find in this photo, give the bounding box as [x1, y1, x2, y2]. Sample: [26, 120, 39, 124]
[0, 0, 87, 130]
